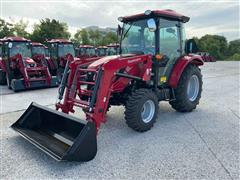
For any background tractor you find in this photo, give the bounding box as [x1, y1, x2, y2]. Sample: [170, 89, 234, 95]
[31, 42, 49, 67]
[106, 43, 120, 55]
[96, 46, 108, 57]
[0, 41, 7, 84]
[76, 45, 97, 59]
[12, 9, 204, 161]
[0, 37, 57, 91]
[47, 39, 76, 82]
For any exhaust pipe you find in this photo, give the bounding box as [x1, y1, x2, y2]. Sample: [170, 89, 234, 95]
[11, 102, 97, 161]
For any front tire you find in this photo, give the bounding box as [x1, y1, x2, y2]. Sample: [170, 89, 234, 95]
[125, 89, 158, 132]
[170, 64, 202, 112]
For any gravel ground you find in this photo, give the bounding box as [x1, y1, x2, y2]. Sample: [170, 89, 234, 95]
[0, 61, 239, 179]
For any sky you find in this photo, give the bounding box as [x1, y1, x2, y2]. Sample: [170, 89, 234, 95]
[1, 0, 239, 41]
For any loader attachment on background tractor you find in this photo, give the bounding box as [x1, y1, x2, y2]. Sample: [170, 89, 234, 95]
[11, 103, 97, 161]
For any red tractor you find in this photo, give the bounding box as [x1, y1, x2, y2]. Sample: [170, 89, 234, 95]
[12, 10, 204, 161]
[96, 46, 108, 57]
[76, 45, 97, 59]
[197, 52, 216, 62]
[47, 39, 76, 82]
[0, 41, 7, 84]
[106, 43, 120, 55]
[31, 42, 49, 67]
[0, 37, 57, 91]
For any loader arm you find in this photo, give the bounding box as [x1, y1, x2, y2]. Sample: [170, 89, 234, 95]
[56, 54, 152, 130]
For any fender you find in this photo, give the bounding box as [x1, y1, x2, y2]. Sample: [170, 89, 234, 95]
[168, 55, 204, 88]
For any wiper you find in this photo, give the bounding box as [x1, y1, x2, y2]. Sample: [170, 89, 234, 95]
[122, 24, 133, 40]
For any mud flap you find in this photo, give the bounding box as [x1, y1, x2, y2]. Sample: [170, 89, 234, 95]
[11, 77, 58, 92]
[11, 103, 97, 161]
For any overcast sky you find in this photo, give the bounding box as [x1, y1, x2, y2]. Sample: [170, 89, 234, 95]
[1, 0, 239, 41]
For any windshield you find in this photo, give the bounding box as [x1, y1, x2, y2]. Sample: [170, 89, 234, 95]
[0, 45, 2, 56]
[58, 44, 75, 57]
[86, 48, 95, 56]
[9, 42, 31, 57]
[98, 48, 106, 56]
[45, 48, 49, 57]
[107, 47, 118, 55]
[80, 47, 95, 56]
[121, 19, 155, 55]
[32, 46, 45, 56]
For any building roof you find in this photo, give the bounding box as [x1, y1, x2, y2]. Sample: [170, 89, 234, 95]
[79, 45, 95, 48]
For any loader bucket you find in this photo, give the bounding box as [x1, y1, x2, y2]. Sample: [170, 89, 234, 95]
[11, 102, 97, 162]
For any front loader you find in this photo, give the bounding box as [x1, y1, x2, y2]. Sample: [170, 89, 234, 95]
[0, 37, 57, 91]
[11, 9, 204, 161]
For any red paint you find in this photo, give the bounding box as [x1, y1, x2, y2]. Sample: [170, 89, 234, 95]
[122, 9, 189, 23]
[168, 55, 204, 88]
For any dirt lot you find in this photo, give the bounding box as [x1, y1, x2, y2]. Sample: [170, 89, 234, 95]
[0, 61, 239, 179]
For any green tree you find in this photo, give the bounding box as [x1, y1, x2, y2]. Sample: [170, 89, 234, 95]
[103, 32, 117, 45]
[30, 18, 71, 43]
[88, 29, 101, 46]
[198, 35, 228, 60]
[0, 19, 14, 38]
[13, 19, 29, 38]
[228, 39, 240, 56]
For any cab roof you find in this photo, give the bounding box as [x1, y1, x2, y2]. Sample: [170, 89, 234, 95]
[107, 43, 120, 48]
[1, 36, 30, 42]
[79, 45, 95, 48]
[97, 46, 108, 49]
[120, 9, 190, 23]
[47, 39, 72, 44]
[32, 42, 47, 48]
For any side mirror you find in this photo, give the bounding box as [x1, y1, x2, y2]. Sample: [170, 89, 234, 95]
[147, 18, 156, 32]
[185, 39, 198, 54]
[117, 24, 122, 36]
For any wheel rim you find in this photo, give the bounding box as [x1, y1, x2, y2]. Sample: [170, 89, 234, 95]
[141, 100, 155, 123]
[187, 75, 200, 102]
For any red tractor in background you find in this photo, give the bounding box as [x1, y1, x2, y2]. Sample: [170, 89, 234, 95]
[106, 43, 120, 55]
[31, 42, 49, 67]
[96, 46, 108, 57]
[76, 45, 97, 59]
[197, 52, 216, 62]
[12, 10, 204, 161]
[0, 37, 57, 91]
[0, 41, 7, 84]
[47, 39, 76, 82]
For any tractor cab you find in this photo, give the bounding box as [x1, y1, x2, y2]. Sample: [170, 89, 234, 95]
[76, 45, 97, 59]
[96, 46, 107, 57]
[117, 9, 199, 86]
[106, 43, 119, 55]
[47, 39, 75, 80]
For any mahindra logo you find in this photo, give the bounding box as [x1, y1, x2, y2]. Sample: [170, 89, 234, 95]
[128, 58, 141, 63]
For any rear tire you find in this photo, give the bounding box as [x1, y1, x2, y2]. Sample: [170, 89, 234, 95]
[0, 69, 7, 85]
[57, 68, 64, 84]
[125, 89, 158, 132]
[170, 64, 202, 112]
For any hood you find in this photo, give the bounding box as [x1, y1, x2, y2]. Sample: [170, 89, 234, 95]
[25, 57, 36, 64]
[88, 54, 138, 69]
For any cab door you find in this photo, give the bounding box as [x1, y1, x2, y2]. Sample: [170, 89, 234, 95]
[158, 19, 183, 85]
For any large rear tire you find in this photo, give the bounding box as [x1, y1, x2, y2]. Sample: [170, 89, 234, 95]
[0, 69, 7, 85]
[170, 64, 202, 112]
[125, 89, 158, 132]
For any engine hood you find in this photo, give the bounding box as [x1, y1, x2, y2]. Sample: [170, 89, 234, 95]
[88, 54, 139, 69]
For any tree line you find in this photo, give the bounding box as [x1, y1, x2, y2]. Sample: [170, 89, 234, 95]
[0, 18, 239, 60]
